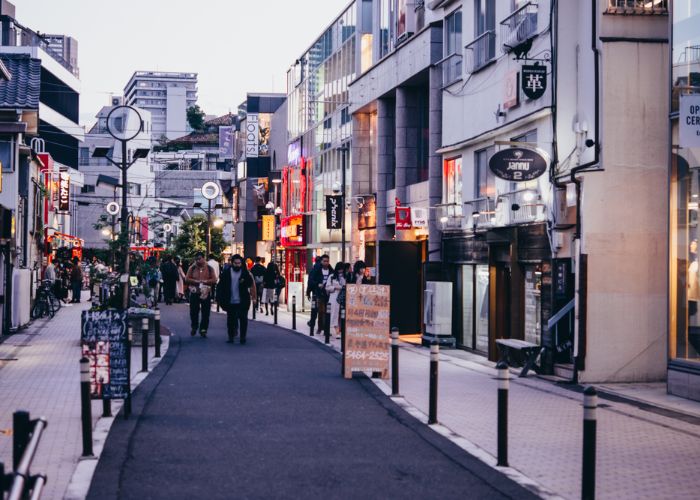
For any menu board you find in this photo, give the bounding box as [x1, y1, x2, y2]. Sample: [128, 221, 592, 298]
[81, 309, 129, 400]
[344, 284, 391, 379]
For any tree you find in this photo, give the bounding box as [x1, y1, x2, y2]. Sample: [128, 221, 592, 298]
[186, 105, 206, 132]
[173, 215, 225, 261]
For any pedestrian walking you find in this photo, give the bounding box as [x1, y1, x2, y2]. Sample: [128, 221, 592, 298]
[262, 262, 280, 315]
[207, 253, 221, 308]
[185, 252, 217, 337]
[70, 257, 83, 303]
[308, 254, 332, 333]
[175, 257, 186, 302]
[216, 254, 256, 344]
[325, 262, 346, 339]
[160, 256, 179, 305]
[250, 257, 266, 312]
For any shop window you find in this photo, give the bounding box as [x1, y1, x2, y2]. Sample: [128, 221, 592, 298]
[443, 157, 463, 224]
[475, 146, 496, 198]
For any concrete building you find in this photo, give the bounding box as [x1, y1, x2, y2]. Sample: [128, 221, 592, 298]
[123, 71, 198, 143]
[432, 0, 668, 384]
[44, 34, 78, 77]
[75, 101, 153, 250]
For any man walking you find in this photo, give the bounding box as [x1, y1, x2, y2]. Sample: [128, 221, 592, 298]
[250, 256, 266, 312]
[185, 252, 217, 337]
[307, 255, 332, 335]
[217, 254, 256, 344]
[160, 256, 179, 305]
[70, 257, 83, 303]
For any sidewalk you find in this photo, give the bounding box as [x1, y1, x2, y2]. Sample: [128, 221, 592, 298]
[0, 296, 167, 500]
[251, 304, 700, 500]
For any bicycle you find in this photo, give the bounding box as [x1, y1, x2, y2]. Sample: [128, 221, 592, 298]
[31, 280, 58, 319]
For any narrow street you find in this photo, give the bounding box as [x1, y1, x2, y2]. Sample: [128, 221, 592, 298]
[87, 304, 536, 499]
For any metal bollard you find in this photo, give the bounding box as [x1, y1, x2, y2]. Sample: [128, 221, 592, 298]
[252, 301, 257, 320]
[80, 357, 93, 456]
[125, 326, 132, 419]
[12, 410, 30, 469]
[274, 300, 278, 325]
[292, 296, 297, 330]
[496, 361, 509, 467]
[154, 309, 162, 358]
[310, 298, 316, 336]
[391, 327, 400, 396]
[323, 305, 331, 345]
[428, 342, 439, 424]
[102, 398, 111, 417]
[582, 386, 598, 500]
[340, 307, 347, 375]
[141, 318, 148, 372]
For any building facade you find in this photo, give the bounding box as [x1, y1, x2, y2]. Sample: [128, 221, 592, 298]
[44, 34, 79, 77]
[123, 71, 198, 143]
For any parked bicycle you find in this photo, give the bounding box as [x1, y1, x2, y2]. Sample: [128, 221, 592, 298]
[31, 280, 61, 319]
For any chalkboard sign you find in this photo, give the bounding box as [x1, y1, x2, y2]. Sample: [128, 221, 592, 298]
[81, 309, 129, 400]
[343, 284, 391, 379]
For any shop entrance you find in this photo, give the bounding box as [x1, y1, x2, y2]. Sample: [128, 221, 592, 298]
[460, 265, 490, 353]
[378, 240, 425, 335]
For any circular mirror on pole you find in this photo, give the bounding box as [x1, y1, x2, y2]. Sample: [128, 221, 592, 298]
[105, 105, 144, 142]
[106, 202, 120, 216]
[201, 181, 220, 200]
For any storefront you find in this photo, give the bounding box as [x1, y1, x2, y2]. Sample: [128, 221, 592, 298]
[668, 0, 700, 400]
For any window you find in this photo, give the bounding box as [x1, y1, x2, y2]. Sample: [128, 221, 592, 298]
[442, 9, 463, 85]
[79, 147, 90, 166]
[127, 182, 141, 196]
[467, 0, 496, 72]
[443, 157, 463, 222]
[475, 147, 496, 198]
[80, 184, 95, 193]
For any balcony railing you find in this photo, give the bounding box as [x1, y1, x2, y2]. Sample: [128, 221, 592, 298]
[464, 197, 497, 230]
[437, 202, 464, 230]
[439, 53, 463, 87]
[495, 189, 546, 226]
[500, 2, 538, 54]
[606, 0, 668, 14]
[465, 31, 496, 73]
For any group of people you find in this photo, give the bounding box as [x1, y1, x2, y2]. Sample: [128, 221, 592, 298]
[44, 256, 86, 304]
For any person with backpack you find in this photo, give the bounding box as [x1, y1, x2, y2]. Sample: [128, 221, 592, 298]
[185, 252, 217, 337]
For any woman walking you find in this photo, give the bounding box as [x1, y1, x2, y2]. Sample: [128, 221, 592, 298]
[175, 257, 186, 303]
[262, 262, 280, 315]
[325, 262, 346, 339]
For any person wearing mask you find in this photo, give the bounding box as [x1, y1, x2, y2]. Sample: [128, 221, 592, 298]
[185, 252, 217, 337]
[70, 257, 83, 303]
[262, 262, 280, 315]
[308, 255, 332, 335]
[250, 257, 266, 312]
[217, 254, 256, 344]
[325, 262, 346, 339]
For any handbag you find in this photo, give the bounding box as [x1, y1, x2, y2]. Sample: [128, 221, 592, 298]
[336, 286, 346, 305]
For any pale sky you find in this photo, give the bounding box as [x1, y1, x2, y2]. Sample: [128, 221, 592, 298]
[15, 0, 350, 126]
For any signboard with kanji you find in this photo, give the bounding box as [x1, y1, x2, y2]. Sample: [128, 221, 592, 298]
[343, 284, 391, 379]
[80, 309, 129, 400]
[262, 214, 275, 241]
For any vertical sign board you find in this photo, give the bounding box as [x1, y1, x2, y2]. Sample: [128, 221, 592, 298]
[680, 95, 700, 148]
[218, 125, 234, 159]
[81, 309, 129, 400]
[246, 113, 259, 158]
[325, 195, 342, 229]
[395, 206, 412, 229]
[58, 170, 70, 213]
[261, 214, 275, 241]
[344, 284, 391, 379]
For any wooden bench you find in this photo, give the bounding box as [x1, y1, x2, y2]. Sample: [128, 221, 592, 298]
[495, 339, 544, 378]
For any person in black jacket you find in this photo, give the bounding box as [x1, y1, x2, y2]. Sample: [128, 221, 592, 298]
[216, 254, 257, 344]
[250, 257, 266, 313]
[160, 256, 179, 305]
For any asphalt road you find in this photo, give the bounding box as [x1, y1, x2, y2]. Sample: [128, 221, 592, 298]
[88, 304, 537, 500]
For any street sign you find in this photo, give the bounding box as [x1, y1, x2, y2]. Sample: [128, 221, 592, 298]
[344, 284, 391, 379]
[106, 202, 120, 216]
[522, 64, 547, 100]
[80, 309, 129, 400]
[489, 147, 549, 182]
[411, 207, 428, 228]
[325, 195, 343, 229]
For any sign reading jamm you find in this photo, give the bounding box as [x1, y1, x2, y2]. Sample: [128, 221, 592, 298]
[489, 147, 548, 182]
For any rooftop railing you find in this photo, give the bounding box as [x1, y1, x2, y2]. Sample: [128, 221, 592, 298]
[606, 0, 668, 14]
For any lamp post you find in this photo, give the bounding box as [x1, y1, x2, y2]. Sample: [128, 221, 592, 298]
[340, 144, 348, 262]
[92, 105, 150, 309]
[197, 181, 222, 256]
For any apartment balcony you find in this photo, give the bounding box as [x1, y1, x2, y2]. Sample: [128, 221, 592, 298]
[439, 53, 463, 87]
[437, 203, 464, 231]
[494, 189, 546, 226]
[500, 2, 538, 55]
[464, 197, 497, 230]
[606, 0, 668, 15]
[465, 31, 496, 73]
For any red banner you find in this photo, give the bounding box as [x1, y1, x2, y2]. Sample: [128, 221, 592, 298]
[395, 206, 412, 230]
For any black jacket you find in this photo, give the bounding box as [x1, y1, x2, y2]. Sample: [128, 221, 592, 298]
[216, 265, 255, 310]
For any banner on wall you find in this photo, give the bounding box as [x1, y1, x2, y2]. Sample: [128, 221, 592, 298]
[325, 195, 343, 230]
[218, 126, 234, 159]
[58, 170, 70, 213]
[246, 114, 259, 158]
[680, 95, 700, 148]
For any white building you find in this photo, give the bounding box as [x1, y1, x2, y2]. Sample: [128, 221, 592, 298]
[123, 71, 198, 143]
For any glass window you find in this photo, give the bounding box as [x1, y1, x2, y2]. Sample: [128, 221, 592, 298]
[474, 0, 495, 36]
[443, 157, 463, 220]
[445, 9, 462, 56]
[475, 147, 496, 198]
[79, 147, 90, 166]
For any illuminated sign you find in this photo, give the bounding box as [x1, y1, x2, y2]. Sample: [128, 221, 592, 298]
[262, 215, 275, 241]
[395, 206, 412, 230]
[281, 215, 305, 246]
[58, 171, 70, 213]
[246, 113, 259, 158]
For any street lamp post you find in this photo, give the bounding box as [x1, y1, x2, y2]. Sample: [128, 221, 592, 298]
[92, 105, 150, 309]
[198, 181, 222, 257]
[340, 145, 348, 262]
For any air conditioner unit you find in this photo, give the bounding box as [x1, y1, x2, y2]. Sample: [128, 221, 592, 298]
[111, 96, 124, 106]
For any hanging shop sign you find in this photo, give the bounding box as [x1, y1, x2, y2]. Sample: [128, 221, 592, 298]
[680, 95, 700, 148]
[489, 147, 549, 182]
[261, 214, 275, 241]
[521, 64, 547, 100]
[411, 207, 428, 228]
[281, 215, 305, 246]
[218, 125, 234, 159]
[81, 309, 129, 400]
[246, 113, 259, 158]
[357, 195, 376, 230]
[325, 195, 343, 230]
[395, 206, 412, 229]
[503, 70, 519, 109]
[58, 170, 70, 213]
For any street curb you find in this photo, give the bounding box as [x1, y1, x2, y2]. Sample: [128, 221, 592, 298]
[63, 336, 175, 500]
[256, 317, 562, 499]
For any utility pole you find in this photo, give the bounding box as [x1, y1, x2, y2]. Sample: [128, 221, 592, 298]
[341, 144, 347, 263]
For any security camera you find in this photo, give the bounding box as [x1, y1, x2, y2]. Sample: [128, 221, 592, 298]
[585, 139, 596, 148]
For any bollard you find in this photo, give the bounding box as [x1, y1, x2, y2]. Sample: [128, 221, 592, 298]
[292, 296, 297, 330]
[582, 386, 598, 500]
[141, 318, 148, 372]
[274, 300, 278, 325]
[310, 298, 316, 336]
[12, 410, 30, 469]
[154, 309, 162, 358]
[124, 326, 132, 419]
[428, 342, 439, 424]
[80, 357, 93, 457]
[496, 361, 509, 467]
[340, 307, 347, 376]
[391, 327, 400, 396]
[252, 301, 257, 320]
[323, 304, 331, 345]
[102, 398, 111, 418]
